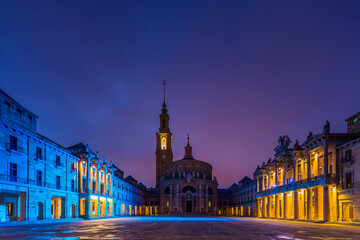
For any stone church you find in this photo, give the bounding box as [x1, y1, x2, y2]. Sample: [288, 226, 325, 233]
[155, 94, 218, 214]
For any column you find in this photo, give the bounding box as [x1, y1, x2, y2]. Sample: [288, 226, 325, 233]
[323, 186, 329, 222]
[206, 194, 209, 213]
[306, 189, 310, 220]
[169, 194, 173, 213]
[85, 158, 91, 219]
[283, 193, 286, 218]
[177, 194, 180, 212]
[98, 197, 100, 217]
[17, 196, 21, 218]
[274, 194, 278, 218]
[293, 191, 297, 219]
[58, 199, 61, 219]
[307, 152, 311, 180]
[105, 199, 108, 217]
[275, 167, 278, 186]
[323, 143, 329, 179]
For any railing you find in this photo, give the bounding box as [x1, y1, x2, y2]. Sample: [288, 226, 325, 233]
[71, 167, 78, 172]
[54, 161, 65, 168]
[341, 181, 360, 190]
[91, 189, 99, 194]
[0, 173, 79, 192]
[5, 143, 26, 154]
[341, 157, 354, 164]
[0, 173, 27, 184]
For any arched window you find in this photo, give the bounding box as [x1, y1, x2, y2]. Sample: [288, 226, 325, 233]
[161, 137, 166, 150]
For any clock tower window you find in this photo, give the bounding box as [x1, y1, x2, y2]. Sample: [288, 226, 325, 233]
[161, 137, 167, 150]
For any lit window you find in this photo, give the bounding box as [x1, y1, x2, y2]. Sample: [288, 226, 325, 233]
[161, 137, 166, 150]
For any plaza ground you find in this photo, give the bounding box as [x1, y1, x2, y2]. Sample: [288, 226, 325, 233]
[0, 217, 360, 240]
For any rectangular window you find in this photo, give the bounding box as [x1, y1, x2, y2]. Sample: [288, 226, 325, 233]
[101, 184, 104, 194]
[82, 178, 86, 193]
[345, 172, 353, 188]
[16, 107, 23, 115]
[37, 170, 42, 186]
[9, 162, 17, 182]
[345, 150, 352, 162]
[9, 135, 17, 151]
[4, 100, 11, 107]
[92, 181, 96, 193]
[71, 162, 76, 172]
[36, 147, 42, 160]
[56, 175, 60, 189]
[162, 119, 166, 128]
[82, 164, 86, 175]
[55, 155, 60, 167]
[71, 180, 75, 192]
[6, 203, 14, 216]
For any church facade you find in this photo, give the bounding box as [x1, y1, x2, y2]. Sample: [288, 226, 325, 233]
[155, 99, 218, 214]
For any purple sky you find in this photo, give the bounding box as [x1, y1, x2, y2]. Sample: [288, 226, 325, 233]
[1, 1, 360, 188]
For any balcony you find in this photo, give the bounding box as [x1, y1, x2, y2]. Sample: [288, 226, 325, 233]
[0, 173, 27, 184]
[71, 167, 78, 173]
[91, 189, 99, 195]
[5, 143, 25, 154]
[341, 156, 354, 164]
[54, 161, 64, 168]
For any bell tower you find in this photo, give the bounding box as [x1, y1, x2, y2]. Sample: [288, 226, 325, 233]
[156, 80, 173, 187]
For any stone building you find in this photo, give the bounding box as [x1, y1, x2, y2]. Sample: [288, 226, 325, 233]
[255, 115, 360, 222]
[155, 98, 218, 214]
[0, 89, 146, 222]
[159, 138, 218, 214]
[0, 89, 79, 222]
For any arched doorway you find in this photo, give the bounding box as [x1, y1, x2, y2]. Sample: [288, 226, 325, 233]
[37, 202, 44, 220]
[182, 186, 196, 213]
[71, 204, 76, 218]
[344, 204, 354, 221]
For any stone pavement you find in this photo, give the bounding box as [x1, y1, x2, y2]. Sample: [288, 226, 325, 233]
[0, 216, 360, 240]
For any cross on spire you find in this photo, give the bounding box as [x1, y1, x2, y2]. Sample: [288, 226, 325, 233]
[162, 80, 166, 104]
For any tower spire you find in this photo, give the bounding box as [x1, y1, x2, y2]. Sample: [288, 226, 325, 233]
[184, 134, 193, 159]
[162, 80, 166, 104]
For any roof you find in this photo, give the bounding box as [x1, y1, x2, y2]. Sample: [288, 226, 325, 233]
[0, 89, 38, 118]
[67, 142, 95, 155]
[125, 175, 136, 181]
[346, 112, 360, 121]
[217, 188, 231, 197]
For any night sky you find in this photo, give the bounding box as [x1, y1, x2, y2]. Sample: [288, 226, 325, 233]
[1, 1, 360, 188]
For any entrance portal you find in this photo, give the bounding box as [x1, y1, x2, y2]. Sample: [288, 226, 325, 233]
[186, 200, 192, 213]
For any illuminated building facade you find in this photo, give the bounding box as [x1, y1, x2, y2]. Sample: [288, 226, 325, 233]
[155, 96, 218, 214]
[0, 89, 146, 222]
[255, 116, 360, 222]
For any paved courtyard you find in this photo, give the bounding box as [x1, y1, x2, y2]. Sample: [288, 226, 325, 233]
[0, 217, 359, 240]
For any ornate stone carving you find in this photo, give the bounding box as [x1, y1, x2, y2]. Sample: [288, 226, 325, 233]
[323, 120, 330, 134]
[273, 135, 291, 154]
